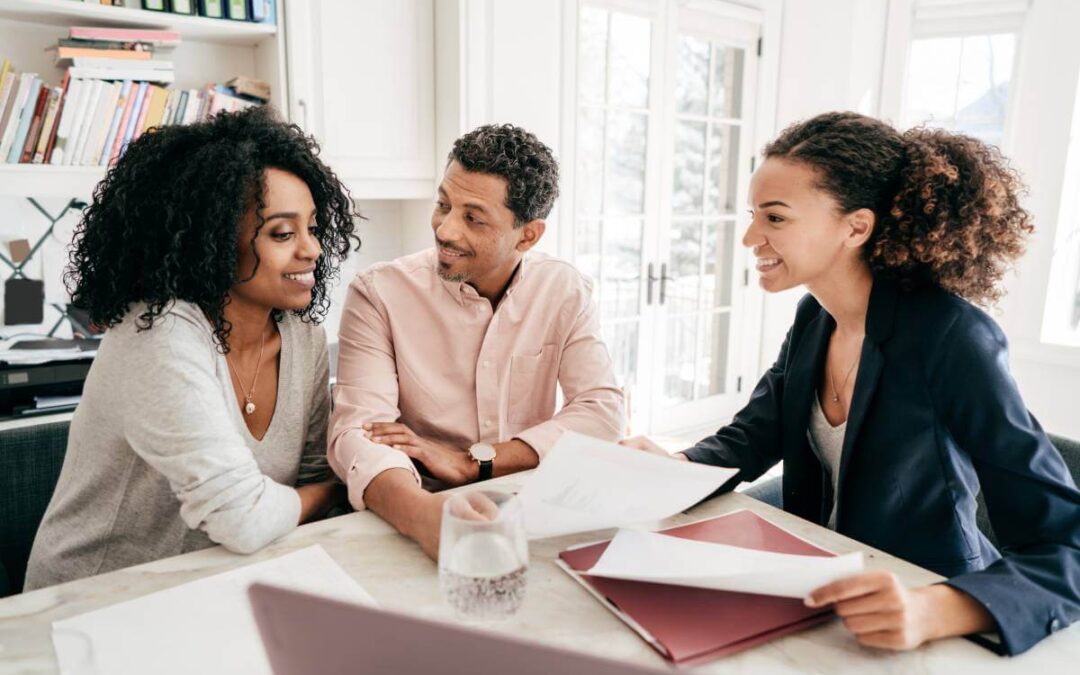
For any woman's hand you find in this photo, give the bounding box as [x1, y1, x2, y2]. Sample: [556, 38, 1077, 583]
[806, 570, 995, 650]
[619, 436, 689, 461]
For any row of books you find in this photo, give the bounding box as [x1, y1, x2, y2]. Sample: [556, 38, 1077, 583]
[77, 0, 277, 24]
[0, 66, 265, 167]
[55, 25, 181, 84]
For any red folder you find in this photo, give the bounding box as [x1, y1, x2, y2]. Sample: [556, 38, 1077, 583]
[557, 509, 837, 666]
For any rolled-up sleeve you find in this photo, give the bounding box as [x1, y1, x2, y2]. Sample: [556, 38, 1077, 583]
[329, 275, 421, 510]
[515, 284, 625, 457]
[122, 319, 300, 555]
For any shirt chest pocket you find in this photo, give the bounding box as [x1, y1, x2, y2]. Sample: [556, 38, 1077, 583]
[508, 345, 560, 425]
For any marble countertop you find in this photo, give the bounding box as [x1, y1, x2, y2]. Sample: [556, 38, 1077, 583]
[1, 475, 1077, 674]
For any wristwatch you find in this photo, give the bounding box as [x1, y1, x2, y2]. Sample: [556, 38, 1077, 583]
[467, 442, 497, 481]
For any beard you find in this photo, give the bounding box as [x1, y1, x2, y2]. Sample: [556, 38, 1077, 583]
[436, 261, 469, 283]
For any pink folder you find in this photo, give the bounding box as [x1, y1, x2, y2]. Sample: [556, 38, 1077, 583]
[558, 509, 838, 667]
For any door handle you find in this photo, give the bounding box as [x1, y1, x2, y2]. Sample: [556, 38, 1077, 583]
[659, 263, 674, 305]
[646, 262, 658, 305]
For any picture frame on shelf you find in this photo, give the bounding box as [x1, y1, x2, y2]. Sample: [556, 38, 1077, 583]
[171, 0, 196, 17]
[225, 0, 248, 22]
[197, 0, 225, 20]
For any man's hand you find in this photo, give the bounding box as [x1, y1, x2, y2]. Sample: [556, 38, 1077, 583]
[806, 570, 994, 650]
[619, 435, 689, 460]
[364, 422, 478, 487]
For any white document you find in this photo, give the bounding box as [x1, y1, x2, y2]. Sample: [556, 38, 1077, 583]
[586, 528, 865, 598]
[52, 545, 374, 675]
[517, 431, 738, 539]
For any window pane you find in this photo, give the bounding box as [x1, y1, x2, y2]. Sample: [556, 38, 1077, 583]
[904, 37, 964, 127]
[903, 33, 1015, 147]
[578, 7, 609, 105]
[702, 219, 735, 309]
[575, 218, 601, 284]
[706, 124, 740, 215]
[673, 120, 706, 214]
[608, 12, 651, 108]
[696, 311, 730, 398]
[600, 217, 643, 320]
[575, 107, 604, 215]
[663, 314, 698, 405]
[604, 111, 648, 214]
[709, 45, 744, 118]
[675, 35, 710, 115]
[954, 34, 1014, 146]
[668, 219, 701, 315]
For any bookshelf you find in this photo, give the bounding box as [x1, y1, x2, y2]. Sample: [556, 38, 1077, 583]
[0, 0, 287, 199]
[0, 0, 277, 45]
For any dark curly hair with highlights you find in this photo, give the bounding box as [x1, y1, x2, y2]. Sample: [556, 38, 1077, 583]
[763, 111, 1033, 306]
[65, 106, 360, 351]
[449, 123, 559, 225]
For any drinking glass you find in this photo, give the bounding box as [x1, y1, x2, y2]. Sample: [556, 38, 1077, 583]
[438, 490, 528, 620]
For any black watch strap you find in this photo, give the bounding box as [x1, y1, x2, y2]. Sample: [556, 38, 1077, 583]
[477, 459, 493, 481]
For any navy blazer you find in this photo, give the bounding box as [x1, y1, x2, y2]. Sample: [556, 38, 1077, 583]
[685, 278, 1080, 655]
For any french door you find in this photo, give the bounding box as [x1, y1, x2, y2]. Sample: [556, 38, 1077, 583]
[565, 0, 762, 434]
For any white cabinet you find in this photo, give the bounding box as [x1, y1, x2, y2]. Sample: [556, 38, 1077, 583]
[285, 0, 436, 200]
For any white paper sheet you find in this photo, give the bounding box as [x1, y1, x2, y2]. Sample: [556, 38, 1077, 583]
[517, 432, 738, 539]
[586, 528, 865, 598]
[51, 545, 374, 675]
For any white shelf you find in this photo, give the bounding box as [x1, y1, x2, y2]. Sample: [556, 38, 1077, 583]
[0, 164, 105, 199]
[0, 0, 277, 46]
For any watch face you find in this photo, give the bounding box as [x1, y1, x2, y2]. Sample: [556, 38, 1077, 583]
[470, 443, 497, 462]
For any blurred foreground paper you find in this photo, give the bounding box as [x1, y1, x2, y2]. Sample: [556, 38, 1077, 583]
[51, 545, 373, 675]
[517, 432, 738, 539]
[587, 528, 864, 598]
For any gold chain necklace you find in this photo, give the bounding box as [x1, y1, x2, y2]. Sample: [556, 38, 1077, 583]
[829, 341, 863, 404]
[225, 328, 267, 416]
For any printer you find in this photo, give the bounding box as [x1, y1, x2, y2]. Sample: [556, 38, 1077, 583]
[0, 338, 98, 418]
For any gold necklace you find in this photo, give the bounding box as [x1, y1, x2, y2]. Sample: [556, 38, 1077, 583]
[225, 328, 267, 416]
[829, 342, 862, 404]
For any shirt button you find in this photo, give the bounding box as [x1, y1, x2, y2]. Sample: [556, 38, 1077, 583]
[483, 420, 493, 428]
[483, 360, 491, 368]
[1049, 617, 1062, 633]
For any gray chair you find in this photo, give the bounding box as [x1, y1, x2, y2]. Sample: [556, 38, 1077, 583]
[0, 421, 70, 596]
[744, 433, 1080, 549]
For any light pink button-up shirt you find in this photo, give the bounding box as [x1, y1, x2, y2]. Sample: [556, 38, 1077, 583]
[329, 248, 625, 509]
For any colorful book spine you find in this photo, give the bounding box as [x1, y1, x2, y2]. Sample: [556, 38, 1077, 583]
[108, 80, 139, 164]
[7, 77, 42, 163]
[0, 74, 34, 160]
[41, 73, 72, 163]
[19, 84, 52, 163]
[118, 81, 148, 157]
[98, 80, 131, 166]
[49, 78, 84, 165]
[32, 86, 63, 163]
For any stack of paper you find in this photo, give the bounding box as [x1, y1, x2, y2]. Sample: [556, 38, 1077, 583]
[587, 528, 864, 598]
[51, 546, 373, 675]
[517, 432, 738, 539]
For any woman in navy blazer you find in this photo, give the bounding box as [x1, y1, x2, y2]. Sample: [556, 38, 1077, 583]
[624, 112, 1080, 655]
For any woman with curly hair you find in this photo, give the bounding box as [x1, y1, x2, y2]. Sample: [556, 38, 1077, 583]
[25, 106, 359, 590]
[623, 112, 1080, 655]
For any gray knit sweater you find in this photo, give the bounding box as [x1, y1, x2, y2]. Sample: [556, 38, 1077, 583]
[24, 301, 330, 591]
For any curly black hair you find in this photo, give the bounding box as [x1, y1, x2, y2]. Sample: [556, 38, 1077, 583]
[65, 106, 360, 351]
[764, 111, 1032, 305]
[448, 123, 559, 225]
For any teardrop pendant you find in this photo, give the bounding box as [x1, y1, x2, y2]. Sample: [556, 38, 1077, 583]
[244, 400, 256, 415]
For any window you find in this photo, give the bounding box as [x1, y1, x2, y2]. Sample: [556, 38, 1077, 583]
[901, 33, 1016, 146]
[568, 0, 761, 434]
[1041, 78, 1080, 347]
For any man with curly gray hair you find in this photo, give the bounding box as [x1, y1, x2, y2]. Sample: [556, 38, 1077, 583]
[329, 124, 625, 556]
